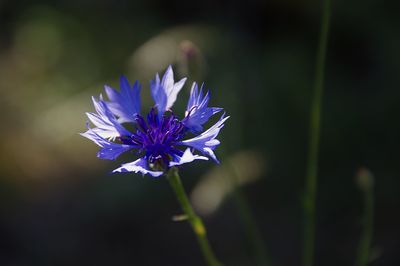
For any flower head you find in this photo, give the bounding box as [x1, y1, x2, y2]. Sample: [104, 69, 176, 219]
[81, 66, 228, 177]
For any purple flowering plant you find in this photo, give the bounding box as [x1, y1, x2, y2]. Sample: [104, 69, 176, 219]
[81, 66, 228, 177]
[81, 65, 226, 265]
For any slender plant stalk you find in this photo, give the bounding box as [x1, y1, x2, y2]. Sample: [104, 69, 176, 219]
[355, 185, 374, 266]
[233, 186, 270, 266]
[227, 164, 270, 266]
[355, 169, 374, 266]
[302, 1, 331, 266]
[167, 167, 222, 266]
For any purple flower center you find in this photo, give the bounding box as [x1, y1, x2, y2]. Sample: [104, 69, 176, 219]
[120, 108, 187, 168]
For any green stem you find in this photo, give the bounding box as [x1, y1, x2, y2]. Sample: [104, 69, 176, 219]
[303, 1, 331, 266]
[167, 167, 223, 266]
[233, 186, 270, 266]
[227, 164, 271, 266]
[355, 169, 374, 266]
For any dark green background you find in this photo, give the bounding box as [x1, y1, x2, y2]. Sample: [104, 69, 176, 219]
[0, 0, 399, 265]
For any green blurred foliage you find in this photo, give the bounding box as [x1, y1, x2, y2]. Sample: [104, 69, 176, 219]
[0, 0, 399, 265]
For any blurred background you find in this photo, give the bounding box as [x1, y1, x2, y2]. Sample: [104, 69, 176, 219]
[0, 0, 399, 265]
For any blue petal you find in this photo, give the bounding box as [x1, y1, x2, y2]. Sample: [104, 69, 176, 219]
[179, 114, 229, 163]
[86, 96, 131, 140]
[150, 74, 167, 119]
[169, 148, 208, 167]
[112, 158, 164, 177]
[104, 76, 141, 123]
[183, 82, 222, 133]
[80, 125, 132, 160]
[150, 65, 186, 118]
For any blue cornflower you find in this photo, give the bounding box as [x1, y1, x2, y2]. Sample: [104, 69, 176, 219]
[81, 66, 228, 177]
